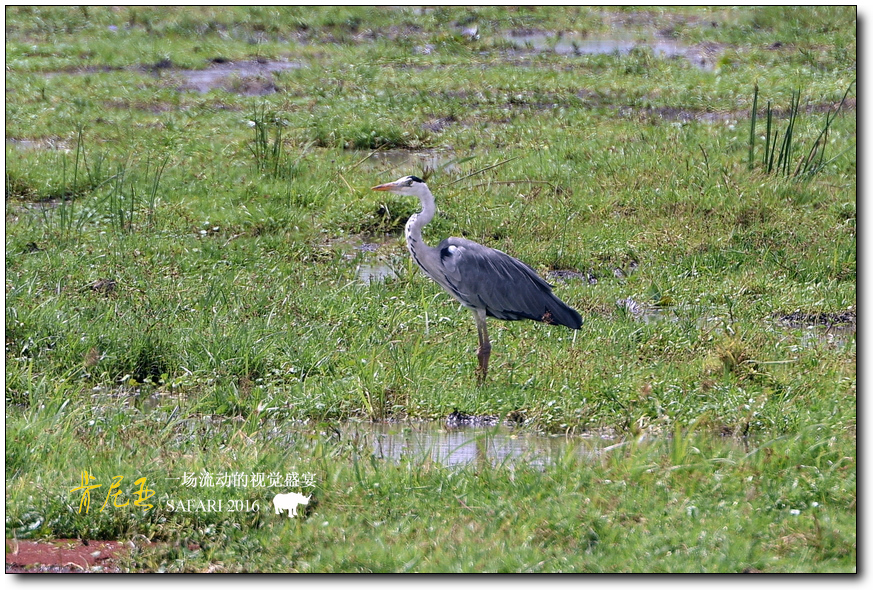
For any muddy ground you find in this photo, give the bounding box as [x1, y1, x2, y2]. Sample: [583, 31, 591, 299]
[5, 539, 131, 573]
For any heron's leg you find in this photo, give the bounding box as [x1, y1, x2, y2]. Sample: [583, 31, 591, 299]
[473, 309, 491, 384]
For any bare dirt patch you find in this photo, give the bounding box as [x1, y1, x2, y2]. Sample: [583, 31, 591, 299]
[5, 539, 131, 573]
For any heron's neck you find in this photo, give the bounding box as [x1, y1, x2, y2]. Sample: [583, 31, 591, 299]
[405, 187, 437, 252]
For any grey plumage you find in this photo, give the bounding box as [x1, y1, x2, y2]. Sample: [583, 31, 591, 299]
[372, 175, 582, 381]
[435, 236, 582, 328]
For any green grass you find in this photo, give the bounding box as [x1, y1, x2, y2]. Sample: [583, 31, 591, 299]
[5, 6, 855, 572]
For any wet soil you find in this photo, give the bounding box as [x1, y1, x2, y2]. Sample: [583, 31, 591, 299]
[778, 310, 856, 328]
[36, 59, 302, 96]
[23, 53, 854, 122]
[171, 59, 302, 95]
[5, 539, 130, 573]
[501, 29, 722, 70]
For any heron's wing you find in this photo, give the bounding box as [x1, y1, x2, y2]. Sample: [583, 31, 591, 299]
[436, 237, 582, 329]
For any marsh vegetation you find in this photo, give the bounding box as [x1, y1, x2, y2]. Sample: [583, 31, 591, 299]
[5, 6, 855, 572]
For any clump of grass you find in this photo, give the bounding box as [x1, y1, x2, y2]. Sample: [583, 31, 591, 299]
[247, 104, 293, 179]
[748, 81, 855, 178]
[5, 123, 111, 204]
[101, 154, 168, 233]
[306, 109, 431, 150]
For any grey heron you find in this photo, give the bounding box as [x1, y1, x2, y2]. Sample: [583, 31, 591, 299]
[372, 175, 582, 382]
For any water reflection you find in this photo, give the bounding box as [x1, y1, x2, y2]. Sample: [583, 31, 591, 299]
[345, 422, 618, 468]
[357, 149, 461, 175]
[37, 60, 303, 95]
[617, 297, 673, 323]
[776, 311, 856, 350]
[329, 235, 401, 285]
[798, 324, 856, 349]
[173, 60, 302, 94]
[356, 262, 397, 285]
[6, 138, 68, 151]
[503, 31, 716, 70]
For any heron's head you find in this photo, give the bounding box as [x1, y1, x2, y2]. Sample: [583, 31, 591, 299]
[371, 175, 430, 198]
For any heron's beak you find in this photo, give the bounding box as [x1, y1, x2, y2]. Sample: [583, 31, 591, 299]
[371, 181, 399, 191]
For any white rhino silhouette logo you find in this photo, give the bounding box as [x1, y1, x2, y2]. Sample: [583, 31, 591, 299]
[272, 492, 311, 518]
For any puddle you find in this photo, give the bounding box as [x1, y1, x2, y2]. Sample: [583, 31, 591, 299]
[615, 296, 674, 323]
[6, 138, 69, 151]
[776, 311, 856, 349]
[356, 262, 397, 285]
[346, 421, 619, 468]
[617, 105, 740, 124]
[798, 325, 856, 349]
[502, 31, 718, 70]
[172, 60, 302, 95]
[37, 60, 302, 96]
[618, 299, 670, 323]
[355, 149, 461, 175]
[323, 235, 401, 285]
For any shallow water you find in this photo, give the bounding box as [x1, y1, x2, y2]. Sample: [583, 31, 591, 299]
[6, 138, 68, 151]
[796, 324, 856, 349]
[503, 31, 717, 70]
[616, 297, 674, 323]
[172, 60, 302, 94]
[357, 149, 461, 175]
[327, 235, 400, 285]
[355, 262, 397, 285]
[344, 421, 619, 468]
[37, 60, 303, 95]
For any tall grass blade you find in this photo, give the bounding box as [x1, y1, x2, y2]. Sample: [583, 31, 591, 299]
[751, 84, 853, 180]
[775, 90, 799, 177]
[767, 129, 778, 174]
[799, 79, 855, 177]
[763, 101, 773, 171]
[145, 154, 170, 228]
[748, 83, 758, 170]
[248, 103, 289, 179]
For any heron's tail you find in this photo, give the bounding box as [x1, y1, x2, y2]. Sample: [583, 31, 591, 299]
[544, 296, 583, 330]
